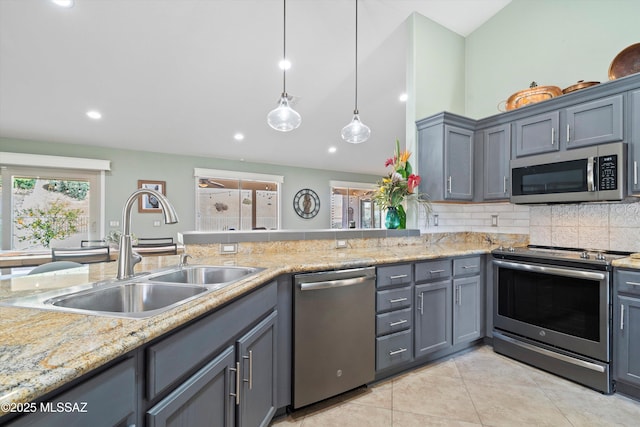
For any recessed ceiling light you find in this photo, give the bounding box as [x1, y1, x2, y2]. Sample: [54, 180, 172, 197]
[399, 93, 408, 102]
[51, 0, 74, 8]
[234, 133, 245, 141]
[86, 110, 102, 120]
[328, 146, 337, 154]
[279, 59, 291, 70]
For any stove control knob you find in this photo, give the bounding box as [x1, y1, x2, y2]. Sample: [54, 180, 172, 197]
[580, 251, 590, 259]
[508, 246, 516, 252]
[497, 245, 504, 251]
[596, 252, 606, 261]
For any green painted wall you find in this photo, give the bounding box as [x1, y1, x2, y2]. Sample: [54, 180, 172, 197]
[465, 0, 640, 119]
[0, 137, 378, 238]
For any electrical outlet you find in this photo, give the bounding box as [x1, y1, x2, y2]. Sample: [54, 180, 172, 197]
[336, 240, 348, 249]
[491, 215, 499, 227]
[109, 220, 120, 227]
[433, 214, 439, 226]
[153, 220, 161, 227]
[220, 243, 238, 254]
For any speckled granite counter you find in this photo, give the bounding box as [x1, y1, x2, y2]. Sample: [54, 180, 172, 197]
[0, 237, 517, 416]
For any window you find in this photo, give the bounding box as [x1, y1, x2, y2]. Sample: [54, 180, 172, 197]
[1, 153, 109, 251]
[330, 181, 381, 229]
[194, 168, 283, 231]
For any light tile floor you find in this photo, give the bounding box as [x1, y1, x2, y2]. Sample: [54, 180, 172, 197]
[270, 345, 640, 426]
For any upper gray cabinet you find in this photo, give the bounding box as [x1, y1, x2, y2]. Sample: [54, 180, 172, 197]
[513, 111, 560, 157]
[417, 112, 475, 201]
[564, 94, 623, 148]
[629, 89, 640, 193]
[482, 124, 511, 200]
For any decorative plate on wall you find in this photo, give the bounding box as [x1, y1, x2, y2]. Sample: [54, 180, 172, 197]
[293, 188, 320, 219]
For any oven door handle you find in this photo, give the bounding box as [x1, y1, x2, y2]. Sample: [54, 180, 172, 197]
[493, 259, 607, 281]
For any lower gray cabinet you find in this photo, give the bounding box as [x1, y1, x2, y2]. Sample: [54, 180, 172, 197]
[147, 346, 236, 427]
[6, 357, 136, 427]
[414, 280, 452, 358]
[453, 276, 481, 345]
[616, 295, 640, 387]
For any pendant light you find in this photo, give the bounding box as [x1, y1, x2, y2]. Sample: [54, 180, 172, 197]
[267, 0, 301, 132]
[341, 0, 370, 144]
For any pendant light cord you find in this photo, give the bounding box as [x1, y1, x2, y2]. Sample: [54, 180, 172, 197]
[282, 0, 287, 94]
[354, 0, 359, 114]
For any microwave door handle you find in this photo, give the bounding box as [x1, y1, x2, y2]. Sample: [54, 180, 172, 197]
[587, 156, 595, 192]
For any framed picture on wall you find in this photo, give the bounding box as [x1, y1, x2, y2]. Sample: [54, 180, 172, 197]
[138, 180, 166, 213]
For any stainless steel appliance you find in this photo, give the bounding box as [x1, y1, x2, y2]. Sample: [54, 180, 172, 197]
[510, 142, 627, 204]
[293, 267, 376, 409]
[492, 245, 629, 393]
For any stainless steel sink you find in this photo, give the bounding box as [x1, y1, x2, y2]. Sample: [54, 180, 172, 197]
[147, 265, 263, 286]
[0, 264, 265, 319]
[47, 282, 207, 314]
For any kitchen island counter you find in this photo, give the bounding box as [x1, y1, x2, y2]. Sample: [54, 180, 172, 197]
[0, 240, 497, 415]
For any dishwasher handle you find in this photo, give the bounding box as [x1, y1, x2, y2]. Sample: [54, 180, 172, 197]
[299, 275, 372, 291]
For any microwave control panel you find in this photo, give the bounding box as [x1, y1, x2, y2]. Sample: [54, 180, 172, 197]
[598, 154, 618, 190]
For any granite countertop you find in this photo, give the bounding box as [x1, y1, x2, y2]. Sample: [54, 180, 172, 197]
[0, 241, 534, 415]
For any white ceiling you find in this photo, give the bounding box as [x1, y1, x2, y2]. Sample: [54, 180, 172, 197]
[0, 0, 511, 176]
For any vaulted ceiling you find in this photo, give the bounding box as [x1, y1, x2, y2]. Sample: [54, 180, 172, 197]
[0, 0, 511, 175]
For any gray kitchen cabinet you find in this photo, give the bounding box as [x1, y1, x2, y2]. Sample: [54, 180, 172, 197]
[453, 276, 481, 345]
[375, 263, 414, 373]
[414, 280, 452, 358]
[6, 357, 137, 427]
[513, 111, 560, 157]
[147, 346, 236, 427]
[417, 112, 475, 201]
[614, 270, 640, 394]
[564, 94, 623, 149]
[629, 89, 640, 193]
[482, 124, 511, 200]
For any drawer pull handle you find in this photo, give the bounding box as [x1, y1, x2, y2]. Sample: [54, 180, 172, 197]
[389, 274, 408, 280]
[389, 297, 408, 303]
[429, 269, 445, 274]
[626, 281, 640, 287]
[389, 348, 407, 356]
[389, 319, 408, 327]
[462, 265, 478, 269]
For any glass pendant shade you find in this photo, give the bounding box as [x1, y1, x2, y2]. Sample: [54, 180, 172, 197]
[341, 111, 370, 144]
[268, 93, 301, 132]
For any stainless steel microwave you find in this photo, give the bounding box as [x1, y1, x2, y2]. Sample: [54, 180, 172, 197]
[510, 142, 627, 204]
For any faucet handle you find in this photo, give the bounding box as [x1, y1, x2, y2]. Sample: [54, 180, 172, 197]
[180, 253, 193, 267]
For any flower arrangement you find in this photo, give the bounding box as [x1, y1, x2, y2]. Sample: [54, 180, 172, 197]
[373, 139, 431, 229]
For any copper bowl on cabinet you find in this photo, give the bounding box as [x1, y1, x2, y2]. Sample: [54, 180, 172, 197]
[562, 80, 600, 94]
[609, 43, 640, 80]
[506, 82, 563, 111]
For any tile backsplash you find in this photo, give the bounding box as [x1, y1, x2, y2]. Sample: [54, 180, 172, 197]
[419, 199, 640, 253]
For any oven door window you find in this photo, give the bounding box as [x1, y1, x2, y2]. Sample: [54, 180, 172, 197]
[512, 159, 588, 196]
[497, 268, 600, 341]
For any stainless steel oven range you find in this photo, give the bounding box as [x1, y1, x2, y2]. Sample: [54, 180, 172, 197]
[492, 245, 629, 394]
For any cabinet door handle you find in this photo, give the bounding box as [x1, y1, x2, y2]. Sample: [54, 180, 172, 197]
[389, 274, 408, 280]
[447, 176, 452, 193]
[503, 176, 508, 193]
[389, 297, 408, 304]
[429, 269, 445, 274]
[551, 127, 555, 145]
[567, 124, 570, 143]
[229, 362, 240, 405]
[621, 304, 625, 331]
[389, 319, 408, 327]
[419, 292, 424, 315]
[389, 348, 408, 356]
[243, 350, 253, 390]
[634, 161, 638, 186]
[626, 281, 640, 287]
[462, 265, 478, 269]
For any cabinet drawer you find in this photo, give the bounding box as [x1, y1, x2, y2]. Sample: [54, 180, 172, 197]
[146, 281, 277, 400]
[617, 270, 640, 296]
[376, 329, 413, 371]
[454, 256, 481, 276]
[415, 259, 451, 282]
[376, 308, 412, 336]
[376, 286, 412, 312]
[376, 264, 412, 289]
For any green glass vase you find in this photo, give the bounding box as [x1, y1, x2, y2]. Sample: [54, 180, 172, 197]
[385, 207, 401, 229]
[397, 205, 406, 229]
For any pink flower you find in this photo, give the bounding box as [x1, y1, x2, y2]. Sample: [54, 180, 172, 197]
[385, 156, 396, 168]
[407, 174, 421, 193]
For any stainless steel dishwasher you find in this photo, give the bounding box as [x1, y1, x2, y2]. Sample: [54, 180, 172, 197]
[293, 266, 376, 409]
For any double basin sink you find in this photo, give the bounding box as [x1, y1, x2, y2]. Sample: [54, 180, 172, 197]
[1, 265, 264, 319]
